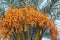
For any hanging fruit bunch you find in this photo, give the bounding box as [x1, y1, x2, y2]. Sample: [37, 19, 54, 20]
[0, 5, 58, 40]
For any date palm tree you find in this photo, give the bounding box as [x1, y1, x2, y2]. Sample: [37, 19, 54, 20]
[0, 0, 59, 40]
